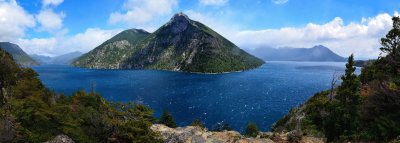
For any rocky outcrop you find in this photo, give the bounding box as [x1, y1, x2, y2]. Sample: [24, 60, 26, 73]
[151, 124, 273, 143]
[151, 124, 325, 143]
[44, 135, 75, 143]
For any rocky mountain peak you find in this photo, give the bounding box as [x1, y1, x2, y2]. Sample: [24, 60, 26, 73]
[166, 12, 191, 33]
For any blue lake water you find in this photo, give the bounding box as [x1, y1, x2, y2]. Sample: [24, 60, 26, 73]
[32, 61, 353, 132]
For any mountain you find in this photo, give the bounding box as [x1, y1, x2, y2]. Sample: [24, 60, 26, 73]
[72, 29, 151, 69]
[32, 51, 83, 65]
[0, 42, 39, 66]
[250, 45, 346, 62]
[73, 13, 264, 73]
[51, 51, 83, 65]
[31, 54, 52, 64]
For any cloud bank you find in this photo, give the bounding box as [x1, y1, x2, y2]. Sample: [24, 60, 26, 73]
[186, 10, 395, 59]
[0, 0, 35, 41]
[18, 28, 122, 56]
[231, 13, 394, 59]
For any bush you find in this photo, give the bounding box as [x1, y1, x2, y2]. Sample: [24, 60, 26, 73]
[190, 119, 205, 129]
[244, 122, 259, 137]
[159, 111, 177, 128]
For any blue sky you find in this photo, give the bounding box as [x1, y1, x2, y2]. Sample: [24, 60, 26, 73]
[0, 0, 399, 59]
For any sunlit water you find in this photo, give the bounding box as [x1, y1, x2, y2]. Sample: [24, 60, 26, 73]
[32, 61, 358, 132]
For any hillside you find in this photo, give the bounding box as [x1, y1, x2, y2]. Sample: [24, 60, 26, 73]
[72, 29, 150, 69]
[73, 13, 264, 73]
[0, 48, 162, 142]
[251, 45, 346, 62]
[0, 42, 39, 66]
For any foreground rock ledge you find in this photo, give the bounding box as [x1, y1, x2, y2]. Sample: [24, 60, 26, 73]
[151, 124, 274, 143]
[151, 124, 324, 143]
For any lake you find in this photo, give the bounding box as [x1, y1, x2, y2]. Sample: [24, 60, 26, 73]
[32, 61, 353, 132]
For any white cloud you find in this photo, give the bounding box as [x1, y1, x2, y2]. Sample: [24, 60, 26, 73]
[17, 28, 122, 56]
[109, 0, 177, 26]
[42, 0, 64, 7]
[36, 9, 65, 32]
[231, 13, 393, 59]
[185, 10, 239, 38]
[271, 0, 288, 5]
[0, 0, 35, 42]
[62, 28, 122, 53]
[199, 0, 228, 6]
[18, 37, 58, 56]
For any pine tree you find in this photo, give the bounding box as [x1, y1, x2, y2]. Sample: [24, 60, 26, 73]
[159, 111, 177, 128]
[326, 54, 361, 141]
[337, 54, 360, 105]
[380, 16, 400, 75]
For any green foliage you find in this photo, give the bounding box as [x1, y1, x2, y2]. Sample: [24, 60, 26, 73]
[324, 54, 361, 141]
[0, 48, 19, 106]
[159, 111, 177, 128]
[0, 49, 162, 142]
[244, 122, 259, 137]
[380, 16, 400, 75]
[190, 119, 205, 129]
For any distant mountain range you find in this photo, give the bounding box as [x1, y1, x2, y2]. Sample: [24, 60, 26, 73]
[250, 45, 347, 62]
[31, 51, 83, 65]
[73, 13, 264, 73]
[0, 42, 39, 66]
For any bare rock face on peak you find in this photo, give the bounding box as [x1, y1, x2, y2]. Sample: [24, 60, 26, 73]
[73, 13, 264, 73]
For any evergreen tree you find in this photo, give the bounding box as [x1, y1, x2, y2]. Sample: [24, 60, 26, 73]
[159, 111, 177, 128]
[337, 54, 360, 105]
[244, 122, 259, 137]
[380, 16, 400, 75]
[326, 54, 361, 141]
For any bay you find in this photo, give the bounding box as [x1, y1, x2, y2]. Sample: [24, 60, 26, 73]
[32, 61, 354, 132]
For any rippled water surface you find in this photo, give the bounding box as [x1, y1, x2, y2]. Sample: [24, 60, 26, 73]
[32, 61, 355, 132]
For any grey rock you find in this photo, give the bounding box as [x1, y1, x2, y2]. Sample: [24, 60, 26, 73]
[44, 135, 75, 143]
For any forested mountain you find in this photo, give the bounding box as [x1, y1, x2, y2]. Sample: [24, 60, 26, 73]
[0, 42, 39, 66]
[73, 13, 264, 73]
[72, 29, 151, 69]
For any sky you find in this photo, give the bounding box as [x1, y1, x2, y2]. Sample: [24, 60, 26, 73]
[0, 0, 399, 59]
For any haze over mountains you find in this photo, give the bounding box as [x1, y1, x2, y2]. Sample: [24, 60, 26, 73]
[31, 51, 83, 65]
[0, 42, 39, 66]
[250, 45, 347, 62]
[73, 13, 264, 73]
